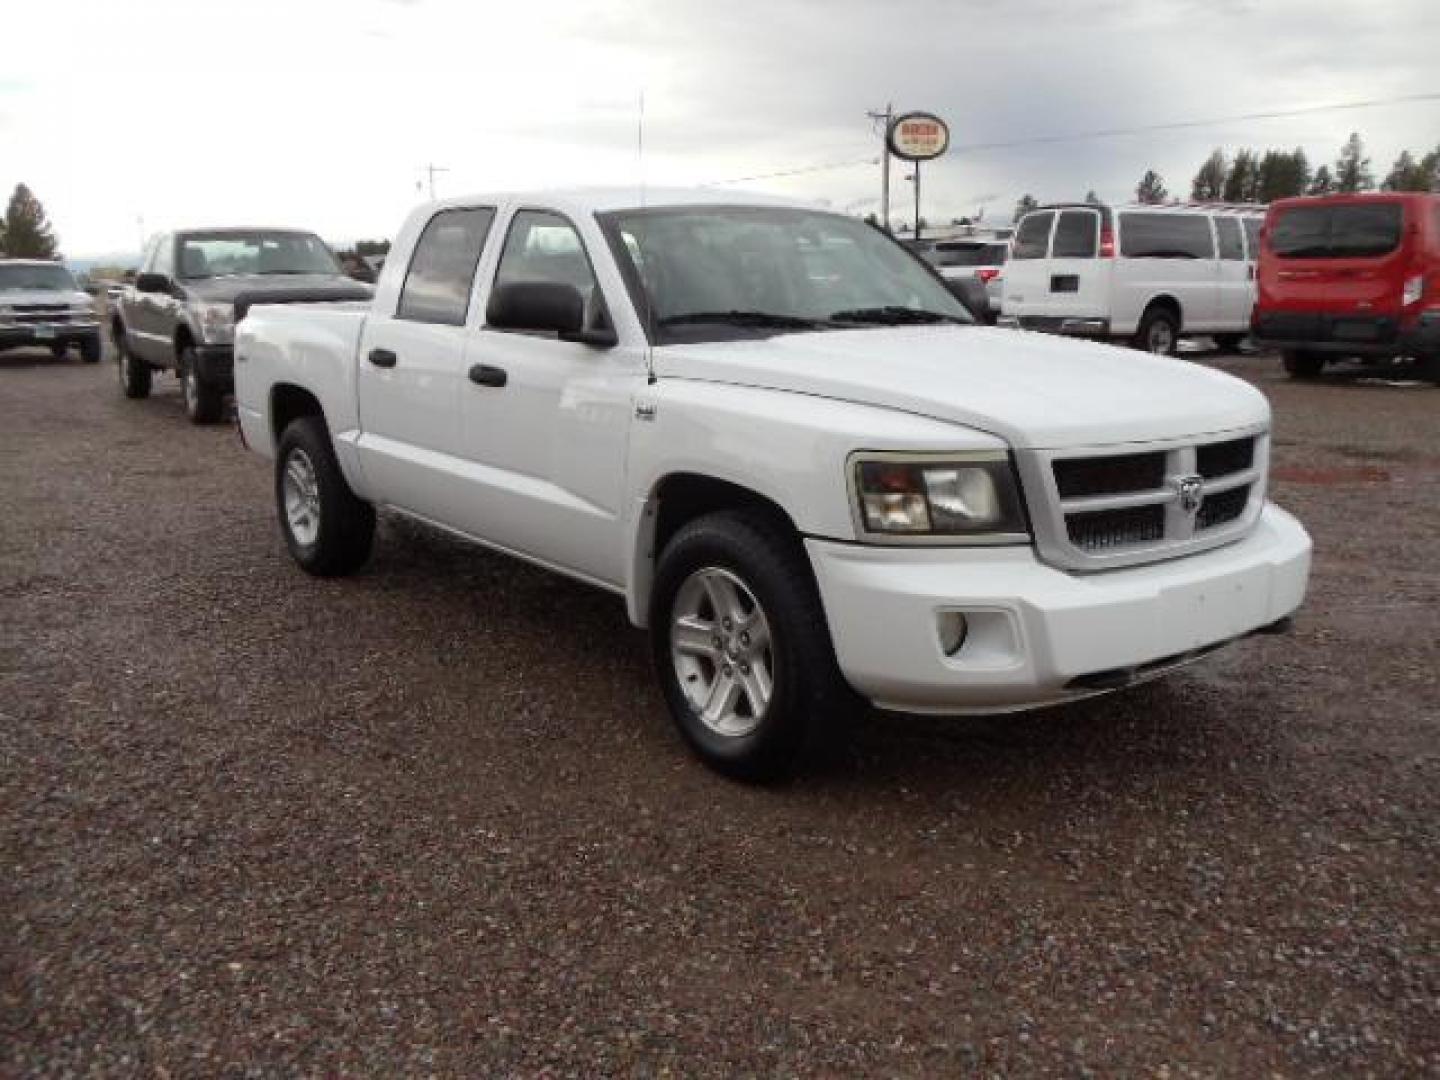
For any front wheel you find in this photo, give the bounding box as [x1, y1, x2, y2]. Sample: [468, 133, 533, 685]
[180, 345, 226, 424]
[275, 416, 376, 577]
[649, 510, 856, 781]
[79, 334, 102, 363]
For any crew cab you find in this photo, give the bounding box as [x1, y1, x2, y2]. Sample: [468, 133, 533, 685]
[235, 189, 1311, 780]
[1252, 192, 1440, 381]
[0, 259, 101, 361]
[111, 228, 372, 422]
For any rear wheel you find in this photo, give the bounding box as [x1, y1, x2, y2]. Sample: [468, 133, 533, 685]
[116, 332, 152, 399]
[275, 415, 376, 577]
[1282, 350, 1325, 379]
[180, 344, 226, 424]
[650, 509, 857, 781]
[1132, 305, 1180, 356]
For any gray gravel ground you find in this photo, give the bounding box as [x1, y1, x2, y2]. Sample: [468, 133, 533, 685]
[2, 344, 1437, 1077]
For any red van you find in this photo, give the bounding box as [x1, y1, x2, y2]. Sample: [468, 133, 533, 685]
[1252, 192, 1440, 381]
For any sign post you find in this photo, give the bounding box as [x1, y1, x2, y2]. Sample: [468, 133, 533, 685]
[886, 111, 950, 241]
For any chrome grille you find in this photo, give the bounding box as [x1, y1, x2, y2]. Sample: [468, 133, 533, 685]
[1019, 428, 1268, 571]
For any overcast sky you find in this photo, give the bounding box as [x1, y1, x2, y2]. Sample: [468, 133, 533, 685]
[3, 0, 1436, 257]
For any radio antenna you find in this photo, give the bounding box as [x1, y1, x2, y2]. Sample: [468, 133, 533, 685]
[637, 89, 657, 384]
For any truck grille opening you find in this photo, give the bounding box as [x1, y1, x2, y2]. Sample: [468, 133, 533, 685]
[1035, 432, 1265, 568]
[1066, 505, 1165, 551]
[1197, 485, 1250, 530]
[1053, 452, 1166, 499]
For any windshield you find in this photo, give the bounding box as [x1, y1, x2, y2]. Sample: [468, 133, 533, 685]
[599, 206, 973, 343]
[1270, 203, 1404, 259]
[932, 242, 1008, 268]
[0, 263, 78, 292]
[177, 232, 341, 279]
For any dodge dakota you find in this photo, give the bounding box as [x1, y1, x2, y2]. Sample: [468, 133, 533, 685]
[234, 189, 1311, 779]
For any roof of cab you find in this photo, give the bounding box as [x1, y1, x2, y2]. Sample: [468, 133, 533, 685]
[421, 186, 813, 217]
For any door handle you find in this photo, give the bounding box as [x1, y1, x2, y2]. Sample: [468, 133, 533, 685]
[468, 363, 508, 387]
[368, 348, 397, 368]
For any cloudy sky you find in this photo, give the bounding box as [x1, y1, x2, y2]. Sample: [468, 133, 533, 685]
[3, 0, 1436, 257]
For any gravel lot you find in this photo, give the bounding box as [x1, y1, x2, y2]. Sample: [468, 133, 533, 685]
[2, 343, 1437, 1076]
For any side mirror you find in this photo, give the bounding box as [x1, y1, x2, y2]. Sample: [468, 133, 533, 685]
[486, 281, 617, 347]
[135, 272, 172, 294]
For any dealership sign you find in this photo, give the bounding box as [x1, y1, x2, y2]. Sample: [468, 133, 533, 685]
[887, 112, 950, 161]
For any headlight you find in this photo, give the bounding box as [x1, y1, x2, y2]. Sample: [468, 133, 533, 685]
[192, 300, 235, 344]
[70, 298, 96, 316]
[851, 452, 1029, 542]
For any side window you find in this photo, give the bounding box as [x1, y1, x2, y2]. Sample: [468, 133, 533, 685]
[153, 235, 174, 277]
[492, 210, 600, 306]
[1011, 211, 1054, 260]
[1118, 213, 1214, 259]
[1215, 217, 1245, 261]
[397, 207, 495, 325]
[1242, 217, 1262, 259]
[1052, 210, 1098, 258]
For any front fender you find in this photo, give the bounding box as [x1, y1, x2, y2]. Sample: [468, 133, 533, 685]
[623, 380, 1008, 625]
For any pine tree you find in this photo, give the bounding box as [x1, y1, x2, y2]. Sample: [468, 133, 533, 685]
[1013, 194, 1039, 222]
[1191, 150, 1227, 201]
[1289, 148, 1312, 197]
[1134, 170, 1167, 205]
[1382, 150, 1432, 192]
[1084, 190, 1102, 205]
[1334, 133, 1373, 193]
[1422, 146, 1440, 192]
[1223, 149, 1258, 203]
[1, 184, 59, 258]
[1308, 164, 1336, 195]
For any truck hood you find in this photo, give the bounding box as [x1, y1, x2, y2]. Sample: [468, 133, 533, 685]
[185, 274, 371, 304]
[654, 326, 1269, 450]
[0, 288, 90, 306]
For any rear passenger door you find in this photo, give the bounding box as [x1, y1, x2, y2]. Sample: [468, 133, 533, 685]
[1213, 215, 1251, 330]
[1045, 208, 1105, 319]
[1000, 210, 1054, 317]
[355, 205, 496, 520]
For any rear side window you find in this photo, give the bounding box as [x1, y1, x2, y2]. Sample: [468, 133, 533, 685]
[932, 242, 1007, 268]
[1011, 211, 1054, 260]
[1242, 218, 1261, 259]
[1052, 210, 1098, 258]
[1215, 217, 1245, 261]
[397, 207, 496, 325]
[1119, 214, 1214, 259]
[1270, 203, 1403, 259]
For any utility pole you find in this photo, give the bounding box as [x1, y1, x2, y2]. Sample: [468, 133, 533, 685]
[908, 167, 922, 241]
[420, 163, 450, 201]
[866, 104, 893, 231]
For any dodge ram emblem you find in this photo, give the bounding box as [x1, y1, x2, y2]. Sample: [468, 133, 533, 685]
[1176, 474, 1205, 514]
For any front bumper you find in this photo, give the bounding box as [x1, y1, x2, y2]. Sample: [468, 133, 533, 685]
[0, 320, 100, 349]
[806, 503, 1311, 715]
[192, 344, 235, 389]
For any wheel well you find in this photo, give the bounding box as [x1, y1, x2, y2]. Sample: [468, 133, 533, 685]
[270, 384, 325, 444]
[652, 473, 798, 557]
[1142, 295, 1182, 326]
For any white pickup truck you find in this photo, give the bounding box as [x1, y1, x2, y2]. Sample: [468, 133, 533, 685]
[235, 188, 1311, 779]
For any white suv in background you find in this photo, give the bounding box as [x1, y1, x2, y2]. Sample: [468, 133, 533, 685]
[1000, 203, 1262, 354]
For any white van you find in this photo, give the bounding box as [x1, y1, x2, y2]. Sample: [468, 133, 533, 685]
[999, 204, 1263, 354]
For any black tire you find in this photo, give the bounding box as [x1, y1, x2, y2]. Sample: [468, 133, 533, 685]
[1282, 349, 1325, 380]
[1213, 333, 1245, 353]
[1131, 305, 1180, 356]
[1415, 353, 1440, 386]
[79, 334, 101, 363]
[115, 330, 152, 399]
[49, 343, 68, 360]
[649, 509, 857, 782]
[275, 416, 375, 577]
[180, 344, 226, 424]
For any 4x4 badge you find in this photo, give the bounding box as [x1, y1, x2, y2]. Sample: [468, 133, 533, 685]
[1176, 474, 1205, 514]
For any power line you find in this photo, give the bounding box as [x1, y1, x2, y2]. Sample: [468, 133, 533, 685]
[706, 91, 1440, 185]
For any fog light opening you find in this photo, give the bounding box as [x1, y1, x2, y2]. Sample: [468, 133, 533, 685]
[937, 611, 969, 657]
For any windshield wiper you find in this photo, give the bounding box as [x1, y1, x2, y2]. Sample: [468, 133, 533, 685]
[657, 310, 830, 330]
[830, 306, 967, 326]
